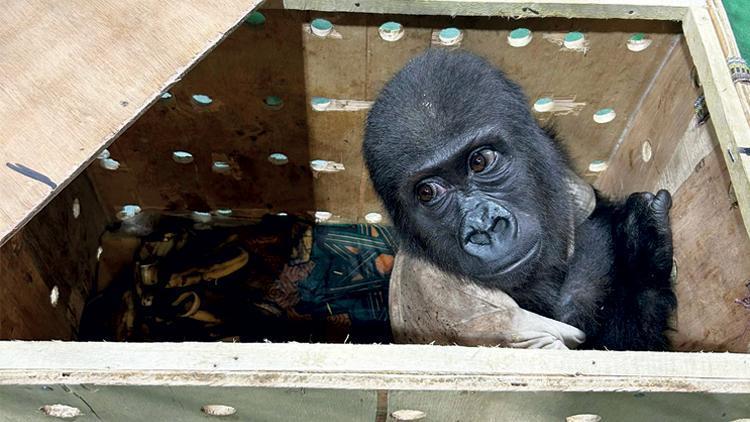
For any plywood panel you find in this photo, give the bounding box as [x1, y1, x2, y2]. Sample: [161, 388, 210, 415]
[595, 38, 700, 195]
[0, 0, 264, 247]
[0, 174, 107, 340]
[90, 10, 316, 219]
[669, 144, 750, 352]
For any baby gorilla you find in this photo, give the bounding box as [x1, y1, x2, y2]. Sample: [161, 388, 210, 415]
[363, 49, 676, 351]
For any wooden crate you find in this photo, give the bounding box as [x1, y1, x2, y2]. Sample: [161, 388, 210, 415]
[1, 0, 750, 420]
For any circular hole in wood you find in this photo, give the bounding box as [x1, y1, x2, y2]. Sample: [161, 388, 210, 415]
[263, 95, 284, 110]
[72, 198, 80, 219]
[593, 108, 616, 124]
[49, 286, 59, 307]
[245, 11, 266, 26]
[172, 151, 194, 164]
[215, 208, 233, 217]
[311, 96, 332, 111]
[533, 97, 554, 112]
[268, 153, 289, 165]
[438, 27, 462, 45]
[365, 212, 383, 224]
[201, 404, 237, 417]
[563, 31, 585, 49]
[212, 161, 231, 174]
[588, 160, 608, 173]
[160, 92, 173, 100]
[99, 157, 121, 171]
[566, 415, 602, 422]
[310, 18, 333, 37]
[641, 140, 653, 162]
[40, 404, 81, 419]
[315, 211, 332, 223]
[117, 205, 142, 221]
[191, 94, 213, 106]
[96, 246, 103, 261]
[508, 28, 532, 47]
[392, 409, 427, 421]
[191, 211, 212, 224]
[276, 212, 289, 217]
[627, 33, 652, 52]
[379, 21, 404, 42]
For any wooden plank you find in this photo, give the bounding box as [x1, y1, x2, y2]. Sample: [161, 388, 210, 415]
[0, 385, 375, 422]
[388, 390, 750, 422]
[2, 342, 750, 393]
[594, 37, 699, 195]
[0, 0, 264, 248]
[668, 144, 750, 352]
[0, 174, 107, 340]
[683, 6, 750, 241]
[278, 0, 700, 20]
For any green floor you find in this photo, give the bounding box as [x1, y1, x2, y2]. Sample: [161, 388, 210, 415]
[724, 0, 749, 58]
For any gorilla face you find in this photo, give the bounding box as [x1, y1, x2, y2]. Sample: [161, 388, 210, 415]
[364, 49, 573, 289]
[406, 130, 544, 279]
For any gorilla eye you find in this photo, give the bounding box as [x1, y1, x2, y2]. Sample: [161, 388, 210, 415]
[469, 149, 497, 173]
[416, 182, 444, 204]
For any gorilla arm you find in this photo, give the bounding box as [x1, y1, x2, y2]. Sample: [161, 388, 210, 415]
[389, 251, 586, 349]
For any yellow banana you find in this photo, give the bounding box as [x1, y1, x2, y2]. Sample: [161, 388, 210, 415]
[167, 247, 249, 288]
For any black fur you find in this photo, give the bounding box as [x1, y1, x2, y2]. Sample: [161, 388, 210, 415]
[363, 49, 676, 351]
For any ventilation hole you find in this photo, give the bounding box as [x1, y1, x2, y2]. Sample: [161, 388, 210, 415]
[245, 11, 266, 26]
[191, 94, 213, 106]
[379, 21, 404, 42]
[563, 31, 585, 49]
[310, 159, 345, 173]
[310, 18, 334, 37]
[72, 198, 80, 219]
[191, 211, 212, 223]
[201, 405, 237, 417]
[365, 212, 383, 224]
[627, 33, 652, 52]
[172, 151, 194, 164]
[212, 161, 231, 174]
[117, 205, 142, 221]
[49, 286, 59, 307]
[99, 158, 120, 171]
[533, 97, 554, 112]
[670, 258, 678, 283]
[215, 208, 233, 217]
[438, 27, 462, 45]
[97, 246, 104, 261]
[315, 211, 332, 223]
[588, 160, 608, 173]
[98, 149, 110, 160]
[40, 404, 81, 419]
[508, 28, 532, 47]
[160, 92, 173, 100]
[593, 108, 616, 124]
[628, 10, 635, 15]
[566, 415, 602, 422]
[263, 96, 284, 110]
[311, 96, 332, 111]
[641, 140, 653, 162]
[268, 153, 289, 165]
[392, 409, 427, 421]
[276, 212, 289, 217]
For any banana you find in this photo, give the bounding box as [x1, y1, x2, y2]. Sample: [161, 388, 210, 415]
[166, 247, 249, 288]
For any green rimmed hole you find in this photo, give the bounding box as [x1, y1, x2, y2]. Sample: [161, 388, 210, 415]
[245, 11, 266, 26]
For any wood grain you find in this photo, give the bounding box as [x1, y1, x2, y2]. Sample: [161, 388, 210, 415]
[0, 0, 263, 247]
[0, 174, 107, 340]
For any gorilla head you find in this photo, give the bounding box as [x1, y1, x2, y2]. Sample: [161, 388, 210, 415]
[364, 49, 574, 290]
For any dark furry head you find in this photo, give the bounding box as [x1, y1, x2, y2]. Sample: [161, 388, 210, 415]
[363, 49, 574, 290]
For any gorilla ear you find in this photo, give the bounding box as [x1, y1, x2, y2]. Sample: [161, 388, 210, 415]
[566, 169, 596, 227]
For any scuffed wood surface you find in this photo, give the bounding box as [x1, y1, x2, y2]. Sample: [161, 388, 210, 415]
[0, 0, 263, 247]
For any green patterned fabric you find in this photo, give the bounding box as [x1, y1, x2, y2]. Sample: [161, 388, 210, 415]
[724, 0, 749, 59]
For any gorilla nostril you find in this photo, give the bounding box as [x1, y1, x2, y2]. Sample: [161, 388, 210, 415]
[466, 231, 491, 246]
[490, 216, 509, 234]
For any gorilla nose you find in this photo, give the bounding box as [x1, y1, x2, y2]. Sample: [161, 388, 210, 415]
[462, 203, 514, 246]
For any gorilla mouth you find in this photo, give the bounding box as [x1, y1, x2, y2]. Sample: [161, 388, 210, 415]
[492, 240, 541, 275]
